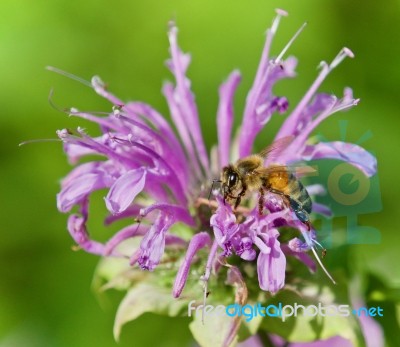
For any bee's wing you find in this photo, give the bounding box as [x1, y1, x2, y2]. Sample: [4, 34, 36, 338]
[294, 165, 317, 177]
[259, 136, 294, 161]
[255, 165, 289, 175]
[256, 164, 317, 177]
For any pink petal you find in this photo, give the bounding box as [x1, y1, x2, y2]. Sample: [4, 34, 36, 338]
[173, 232, 211, 298]
[166, 24, 209, 173]
[140, 203, 195, 226]
[138, 212, 175, 270]
[105, 169, 147, 214]
[303, 141, 377, 177]
[313, 202, 332, 217]
[217, 70, 241, 168]
[67, 214, 105, 255]
[103, 223, 148, 255]
[257, 234, 286, 293]
[58, 172, 109, 212]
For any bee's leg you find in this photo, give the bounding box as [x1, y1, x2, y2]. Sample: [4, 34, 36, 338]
[258, 188, 265, 215]
[234, 185, 247, 210]
[223, 191, 228, 205]
[288, 198, 312, 231]
[268, 188, 285, 197]
[268, 188, 291, 208]
[268, 188, 313, 231]
[303, 220, 312, 231]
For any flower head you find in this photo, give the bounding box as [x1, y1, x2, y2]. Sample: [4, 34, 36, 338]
[54, 9, 377, 346]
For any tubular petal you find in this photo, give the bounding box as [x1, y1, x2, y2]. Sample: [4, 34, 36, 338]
[105, 169, 147, 214]
[173, 232, 212, 298]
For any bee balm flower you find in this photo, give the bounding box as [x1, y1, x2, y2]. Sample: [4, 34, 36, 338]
[53, 9, 377, 346]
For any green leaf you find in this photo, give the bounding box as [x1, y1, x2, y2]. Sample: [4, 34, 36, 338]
[92, 238, 144, 292]
[93, 256, 143, 292]
[189, 310, 238, 347]
[235, 318, 262, 344]
[366, 273, 400, 347]
[114, 283, 189, 340]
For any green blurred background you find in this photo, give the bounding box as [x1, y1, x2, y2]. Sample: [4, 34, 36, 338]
[1, 0, 399, 346]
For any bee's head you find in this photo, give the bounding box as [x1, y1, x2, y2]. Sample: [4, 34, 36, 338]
[221, 165, 239, 193]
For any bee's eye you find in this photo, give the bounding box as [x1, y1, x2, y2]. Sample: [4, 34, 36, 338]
[228, 173, 238, 188]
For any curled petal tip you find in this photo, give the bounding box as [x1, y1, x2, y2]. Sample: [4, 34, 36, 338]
[91, 75, 106, 89]
[56, 129, 69, 139]
[172, 291, 180, 299]
[343, 47, 355, 58]
[168, 21, 178, 37]
[330, 47, 355, 70]
[104, 197, 120, 215]
[231, 69, 241, 78]
[318, 61, 329, 70]
[275, 8, 288, 16]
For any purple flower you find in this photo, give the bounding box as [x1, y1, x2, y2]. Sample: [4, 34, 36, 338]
[268, 334, 354, 347]
[238, 334, 355, 347]
[256, 227, 286, 293]
[55, 9, 376, 302]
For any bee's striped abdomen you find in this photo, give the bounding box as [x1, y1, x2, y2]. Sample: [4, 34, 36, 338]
[283, 174, 310, 207]
[265, 170, 312, 220]
[296, 179, 312, 214]
[284, 173, 312, 223]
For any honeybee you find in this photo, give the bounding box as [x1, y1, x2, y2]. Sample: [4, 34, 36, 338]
[220, 136, 313, 230]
